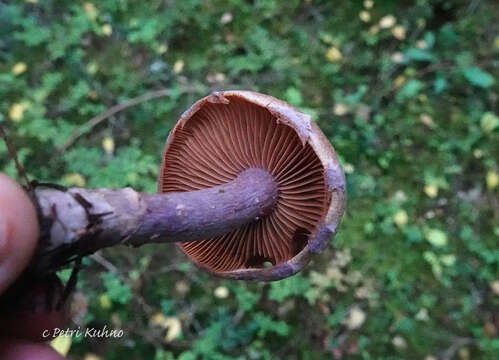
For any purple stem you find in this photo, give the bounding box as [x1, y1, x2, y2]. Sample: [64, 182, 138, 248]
[135, 168, 278, 245]
[30, 169, 278, 274]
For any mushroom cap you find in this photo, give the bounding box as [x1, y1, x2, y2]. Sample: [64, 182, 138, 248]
[159, 91, 346, 281]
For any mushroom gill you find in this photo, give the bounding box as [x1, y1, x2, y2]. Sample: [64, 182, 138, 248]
[160, 97, 329, 272]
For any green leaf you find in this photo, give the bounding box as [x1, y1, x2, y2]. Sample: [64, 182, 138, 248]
[397, 80, 424, 101]
[160, 299, 176, 316]
[128, 18, 162, 43]
[463, 67, 495, 88]
[434, 76, 447, 93]
[14, 19, 52, 46]
[404, 48, 436, 62]
[253, 313, 290, 337]
[57, 268, 73, 283]
[178, 351, 197, 360]
[101, 272, 132, 305]
[327, 306, 347, 326]
[268, 275, 310, 302]
[285, 87, 303, 106]
[234, 284, 260, 311]
[403, 225, 423, 243]
[424, 32, 436, 48]
[423, 251, 442, 278]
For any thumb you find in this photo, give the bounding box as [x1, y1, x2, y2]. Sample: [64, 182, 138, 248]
[0, 174, 39, 294]
[0, 340, 65, 360]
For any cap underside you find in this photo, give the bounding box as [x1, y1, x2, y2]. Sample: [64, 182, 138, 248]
[160, 97, 329, 272]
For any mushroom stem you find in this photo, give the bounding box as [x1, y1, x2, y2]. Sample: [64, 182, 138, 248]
[29, 168, 278, 274]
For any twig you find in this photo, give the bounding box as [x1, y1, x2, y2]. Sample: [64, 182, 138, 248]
[90, 252, 120, 273]
[440, 337, 473, 360]
[0, 123, 31, 187]
[466, 0, 482, 14]
[58, 88, 173, 153]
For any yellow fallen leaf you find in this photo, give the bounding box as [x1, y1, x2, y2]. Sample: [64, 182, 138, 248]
[101, 24, 112, 36]
[9, 103, 28, 122]
[344, 306, 366, 330]
[440, 254, 456, 266]
[379, 15, 396, 29]
[173, 60, 184, 73]
[83, 2, 98, 21]
[419, 114, 435, 128]
[150, 312, 168, 328]
[459, 347, 471, 360]
[157, 44, 168, 54]
[175, 281, 190, 295]
[84, 354, 101, 360]
[87, 62, 99, 75]
[12, 62, 27, 75]
[214, 286, 229, 299]
[486, 171, 498, 189]
[164, 317, 182, 342]
[359, 11, 370, 22]
[416, 39, 428, 49]
[321, 34, 333, 44]
[424, 184, 438, 198]
[394, 75, 406, 88]
[220, 12, 233, 25]
[102, 137, 115, 154]
[368, 25, 380, 35]
[391, 52, 404, 63]
[480, 112, 499, 134]
[391, 25, 406, 40]
[326, 47, 342, 62]
[425, 229, 447, 247]
[394, 209, 408, 228]
[392, 335, 407, 349]
[99, 293, 112, 309]
[343, 163, 355, 174]
[415, 308, 429, 321]
[50, 335, 72, 356]
[490, 281, 499, 296]
[64, 173, 86, 187]
[333, 103, 349, 116]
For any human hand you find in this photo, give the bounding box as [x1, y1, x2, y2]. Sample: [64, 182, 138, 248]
[0, 174, 65, 360]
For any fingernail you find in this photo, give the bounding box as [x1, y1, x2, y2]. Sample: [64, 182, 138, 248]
[0, 217, 10, 263]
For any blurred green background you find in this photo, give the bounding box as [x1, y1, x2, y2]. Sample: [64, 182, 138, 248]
[1, 0, 498, 359]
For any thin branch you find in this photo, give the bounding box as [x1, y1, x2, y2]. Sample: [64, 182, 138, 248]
[0, 123, 31, 187]
[58, 88, 174, 153]
[90, 252, 120, 273]
[466, 0, 482, 14]
[440, 337, 473, 360]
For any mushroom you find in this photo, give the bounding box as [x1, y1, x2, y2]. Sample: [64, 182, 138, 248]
[28, 91, 346, 281]
[159, 91, 346, 280]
